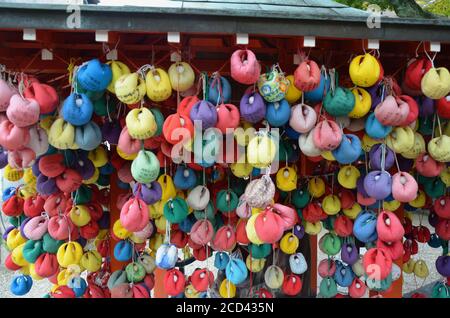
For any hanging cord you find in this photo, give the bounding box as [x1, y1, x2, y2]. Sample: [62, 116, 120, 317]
[380, 143, 386, 173]
[432, 113, 437, 139]
[0, 210, 7, 232]
[20, 50, 41, 73]
[62, 212, 72, 242]
[119, 52, 139, 71]
[202, 73, 208, 101]
[415, 41, 424, 58]
[176, 61, 181, 109]
[210, 72, 223, 106]
[364, 151, 369, 175]
[137, 64, 152, 80]
[329, 68, 336, 96]
[362, 40, 367, 55]
[105, 93, 112, 122]
[424, 48, 437, 68]
[164, 219, 171, 244]
[102, 38, 120, 60]
[393, 151, 401, 173]
[436, 114, 443, 137]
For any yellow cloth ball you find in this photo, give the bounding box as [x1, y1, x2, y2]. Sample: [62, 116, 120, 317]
[349, 53, 381, 87]
[304, 221, 322, 235]
[107, 60, 130, 94]
[88, 146, 108, 167]
[276, 166, 297, 192]
[80, 251, 102, 272]
[246, 256, 266, 273]
[308, 177, 325, 198]
[4, 164, 24, 182]
[246, 213, 264, 245]
[219, 279, 236, 298]
[113, 219, 131, 239]
[69, 205, 92, 227]
[7, 229, 27, 251]
[57, 242, 83, 268]
[285, 75, 302, 104]
[322, 195, 341, 216]
[337, 165, 360, 189]
[12, 243, 28, 267]
[342, 202, 362, 220]
[280, 233, 299, 254]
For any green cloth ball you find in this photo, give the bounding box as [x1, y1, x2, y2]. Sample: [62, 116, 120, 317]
[96, 174, 110, 187]
[424, 177, 446, 198]
[275, 140, 288, 163]
[322, 215, 336, 232]
[249, 243, 271, 259]
[323, 86, 355, 117]
[232, 178, 247, 197]
[42, 233, 64, 254]
[164, 197, 189, 224]
[278, 190, 288, 201]
[150, 108, 165, 137]
[216, 189, 238, 213]
[94, 95, 117, 117]
[320, 277, 338, 298]
[73, 184, 92, 205]
[194, 201, 215, 221]
[418, 116, 434, 136]
[212, 214, 224, 232]
[319, 233, 341, 256]
[292, 187, 310, 209]
[9, 215, 26, 228]
[417, 174, 434, 185]
[44, 145, 58, 155]
[23, 239, 44, 263]
[365, 273, 393, 292]
[131, 150, 160, 184]
[125, 262, 146, 283]
[432, 282, 450, 298]
[296, 208, 303, 220]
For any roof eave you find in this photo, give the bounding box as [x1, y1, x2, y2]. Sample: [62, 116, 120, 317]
[0, 3, 448, 42]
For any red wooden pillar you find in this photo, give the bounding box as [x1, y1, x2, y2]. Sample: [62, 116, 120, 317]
[300, 155, 317, 296]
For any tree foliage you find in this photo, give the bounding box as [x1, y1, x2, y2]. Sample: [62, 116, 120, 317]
[420, 0, 450, 16]
[337, 0, 450, 17]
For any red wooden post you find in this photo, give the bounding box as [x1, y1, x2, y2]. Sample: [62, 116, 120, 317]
[300, 155, 318, 296]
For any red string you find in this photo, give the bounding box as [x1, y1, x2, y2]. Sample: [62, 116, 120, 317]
[53, 53, 69, 66]
[216, 60, 229, 74]
[190, 62, 202, 75]
[119, 51, 139, 71]
[155, 51, 172, 66]
[21, 50, 41, 73]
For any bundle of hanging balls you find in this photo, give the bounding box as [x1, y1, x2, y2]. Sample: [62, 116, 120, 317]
[1, 47, 449, 298]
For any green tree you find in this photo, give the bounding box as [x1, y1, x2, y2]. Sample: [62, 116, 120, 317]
[337, 0, 449, 18]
